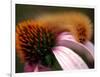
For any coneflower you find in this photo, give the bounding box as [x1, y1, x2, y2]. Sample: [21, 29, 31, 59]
[16, 20, 62, 72]
[16, 12, 94, 72]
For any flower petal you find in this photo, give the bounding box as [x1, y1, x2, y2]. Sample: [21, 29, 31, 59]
[24, 62, 51, 72]
[24, 62, 37, 72]
[84, 41, 94, 54]
[56, 32, 94, 68]
[53, 46, 88, 70]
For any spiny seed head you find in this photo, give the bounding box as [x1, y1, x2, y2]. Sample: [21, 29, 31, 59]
[16, 20, 56, 65]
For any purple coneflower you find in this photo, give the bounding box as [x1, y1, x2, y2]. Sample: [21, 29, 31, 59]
[16, 12, 94, 72]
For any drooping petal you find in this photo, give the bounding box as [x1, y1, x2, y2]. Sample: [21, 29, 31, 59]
[57, 32, 94, 55]
[52, 46, 88, 70]
[56, 32, 76, 42]
[56, 32, 94, 68]
[84, 41, 94, 54]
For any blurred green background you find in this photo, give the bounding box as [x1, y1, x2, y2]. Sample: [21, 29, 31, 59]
[16, 4, 94, 73]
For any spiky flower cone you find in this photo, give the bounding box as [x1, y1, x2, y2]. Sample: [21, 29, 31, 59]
[16, 20, 62, 71]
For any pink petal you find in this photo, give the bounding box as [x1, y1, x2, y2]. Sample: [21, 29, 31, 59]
[84, 41, 94, 54]
[34, 65, 39, 72]
[52, 46, 88, 70]
[37, 64, 51, 71]
[24, 63, 37, 72]
[56, 32, 94, 68]
[24, 62, 51, 72]
[57, 32, 76, 42]
[57, 32, 94, 56]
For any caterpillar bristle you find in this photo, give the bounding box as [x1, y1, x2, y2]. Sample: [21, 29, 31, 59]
[36, 12, 93, 43]
[16, 20, 56, 65]
[67, 12, 93, 43]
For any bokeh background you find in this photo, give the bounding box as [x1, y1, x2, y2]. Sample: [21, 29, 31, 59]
[16, 4, 94, 73]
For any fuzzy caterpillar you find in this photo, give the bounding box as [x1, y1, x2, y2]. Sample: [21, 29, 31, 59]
[35, 12, 93, 43]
